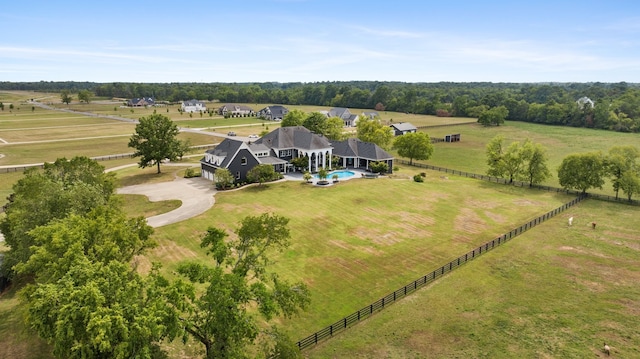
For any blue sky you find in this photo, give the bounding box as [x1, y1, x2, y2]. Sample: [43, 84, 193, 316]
[2, 0, 640, 83]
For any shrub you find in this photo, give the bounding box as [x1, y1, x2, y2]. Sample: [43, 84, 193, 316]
[420, 172, 426, 177]
[184, 168, 201, 178]
[413, 174, 424, 182]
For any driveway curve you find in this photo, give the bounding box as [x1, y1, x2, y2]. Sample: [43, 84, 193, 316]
[117, 176, 216, 228]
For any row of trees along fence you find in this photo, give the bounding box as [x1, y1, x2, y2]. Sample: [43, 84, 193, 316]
[296, 194, 587, 350]
[397, 160, 640, 206]
[416, 121, 477, 129]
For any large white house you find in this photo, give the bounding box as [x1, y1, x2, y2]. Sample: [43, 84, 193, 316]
[181, 99, 207, 113]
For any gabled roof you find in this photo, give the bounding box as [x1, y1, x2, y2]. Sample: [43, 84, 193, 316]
[220, 103, 253, 112]
[390, 122, 417, 131]
[328, 107, 351, 120]
[362, 111, 379, 118]
[256, 126, 332, 151]
[204, 138, 244, 168]
[128, 97, 155, 106]
[259, 105, 288, 117]
[331, 138, 393, 161]
[183, 99, 205, 106]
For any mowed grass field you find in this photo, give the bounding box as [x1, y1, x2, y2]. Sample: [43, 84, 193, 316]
[306, 199, 640, 358]
[146, 166, 574, 355]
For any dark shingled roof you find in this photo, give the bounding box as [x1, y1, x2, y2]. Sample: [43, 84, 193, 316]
[331, 138, 393, 160]
[259, 105, 289, 118]
[328, 107, 351, 120]
[204, 138, 244, 168]
[256, 126, 332, 151]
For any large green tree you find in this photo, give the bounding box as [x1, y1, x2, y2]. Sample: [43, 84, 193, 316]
[173, 214, 310, 359]
[325, 116, 346, 140]
[557, 152, 606, 193]
[393, 132, 434, 165]
[17, 204, 179, 359]
[519, 139, 551, 186]
[60, 90, 73, 105]
[356, 115, 394, 150]
[0, 157, 115, 278]
[606, 145, 640, 199]
[281, 109, 305, 127]
[128, 114, 181, 173]
[619, 170, 640, 201]
[485, 136, 533, 183]
[77, 89, 93, 103]
[478, 106, 509, 126]
[302, 112, 329, 135]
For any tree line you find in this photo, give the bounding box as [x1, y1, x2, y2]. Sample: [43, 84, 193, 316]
[3, 81, 640, 132]
[486, 136, 640, 200]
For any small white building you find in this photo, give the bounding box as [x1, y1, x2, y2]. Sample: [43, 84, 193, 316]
[182, 99, 207, 113]
[576, 96, 595, 109]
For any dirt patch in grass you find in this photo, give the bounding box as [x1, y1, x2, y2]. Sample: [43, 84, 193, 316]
[454, 208, 487, 234]
[604, 230, 640, 242]
[484, 210, 507, 224]
[151, 240, 200, 263]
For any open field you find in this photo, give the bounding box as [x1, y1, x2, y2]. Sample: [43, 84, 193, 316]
[420, 121, 640, 196]
[147, 166, 574, 348]
[306, 198, 640, 358]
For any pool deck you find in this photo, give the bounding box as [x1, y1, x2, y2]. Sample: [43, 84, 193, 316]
[283, 168, 370, 186]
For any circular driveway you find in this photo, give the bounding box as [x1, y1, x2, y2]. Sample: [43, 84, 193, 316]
[117, 176, 216, 228]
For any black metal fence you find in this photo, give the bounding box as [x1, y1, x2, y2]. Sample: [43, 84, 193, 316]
[296, 194, 586, 350]
[416, 122, 477, 129]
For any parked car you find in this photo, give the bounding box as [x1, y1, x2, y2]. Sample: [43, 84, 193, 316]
[227, 131, 236, 136]
[248, 134, 258, 139]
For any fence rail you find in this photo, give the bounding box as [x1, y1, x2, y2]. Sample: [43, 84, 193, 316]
[296, 194, 587, 350]
[0, 144, 217, 174]
[397, 159, 640, 206]
[416, 121, 477, 129]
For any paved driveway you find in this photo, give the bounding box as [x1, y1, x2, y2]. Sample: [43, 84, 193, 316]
[117, 176, 216, 228]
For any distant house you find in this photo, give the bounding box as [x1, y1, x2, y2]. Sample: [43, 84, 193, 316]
[390, 122, 417, 136]
[327, 107, 359, 127]
[218, 104, 255, 117]
[181, 99, 206, 113]
[127, 97, 155, 107]
[257, 105, 289, 121]
[361, 111, 379, 119]
[200, 126, 394, 184]
[576, 96, 595, 109]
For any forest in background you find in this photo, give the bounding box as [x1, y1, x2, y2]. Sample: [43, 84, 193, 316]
[2, 81, 640, 132]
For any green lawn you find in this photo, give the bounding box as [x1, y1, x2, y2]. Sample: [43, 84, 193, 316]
[306, 199, 640, 358]
[417, 121, 640, 196]
[148, 166, 574, 349]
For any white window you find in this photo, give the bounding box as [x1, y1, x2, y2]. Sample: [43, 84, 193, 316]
[241, 157, 247, 165]
[236, 171, 240, 179]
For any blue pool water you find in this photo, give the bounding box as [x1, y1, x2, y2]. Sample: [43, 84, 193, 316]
[314, 170, 355, 179]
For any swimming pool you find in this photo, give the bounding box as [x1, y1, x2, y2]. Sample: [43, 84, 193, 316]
[313, 170, 356, 179]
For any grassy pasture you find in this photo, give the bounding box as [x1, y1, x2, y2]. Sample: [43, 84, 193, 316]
[147, 167, 573, 345]
[0, 131, 216, 166]
[306, 199, 640, 358]
[420, 121, 640, 196]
